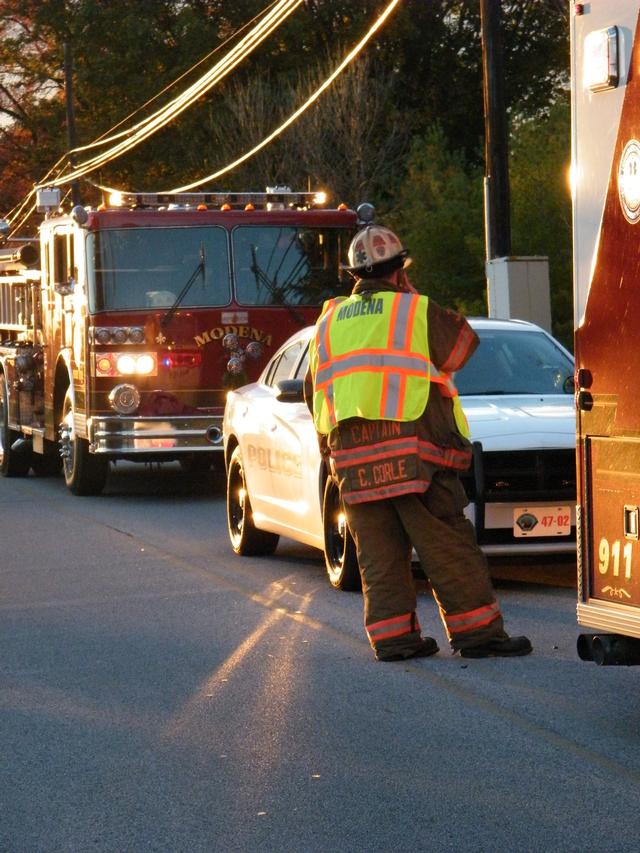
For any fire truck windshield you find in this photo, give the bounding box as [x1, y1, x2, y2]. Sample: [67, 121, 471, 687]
[232, 226, 352, 306]
[86, 226, 231, 312]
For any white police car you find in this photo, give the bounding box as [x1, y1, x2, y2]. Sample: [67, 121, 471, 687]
[223, 317, 576, 590]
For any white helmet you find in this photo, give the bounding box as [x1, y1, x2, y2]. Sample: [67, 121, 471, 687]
[343, 225, 410, 275]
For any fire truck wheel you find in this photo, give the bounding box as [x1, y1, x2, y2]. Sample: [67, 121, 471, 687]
[227, 446, 279, 556]
[0, 378, 32, 477]
[322, 477, 361, 591]
[60, 389, 108, 496]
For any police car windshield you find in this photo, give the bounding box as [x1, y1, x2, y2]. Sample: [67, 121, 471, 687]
[233, 226, 353, 306]
[455, 329, 574, 396]
[86, 226, 231, 312]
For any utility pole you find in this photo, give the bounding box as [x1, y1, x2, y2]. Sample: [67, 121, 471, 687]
[63, 42, 81, 207]
[480, 0, 552, 331]
[480, 0, 511, 260]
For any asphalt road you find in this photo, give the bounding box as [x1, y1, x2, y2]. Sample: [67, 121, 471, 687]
[1, 462, 640, 853]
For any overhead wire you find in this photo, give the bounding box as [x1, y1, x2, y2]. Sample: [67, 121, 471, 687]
[3, 2, 281, 229]
[71, 0, 282, 153]
[163, 0, 403, 193]
[43, 0, 302, 187]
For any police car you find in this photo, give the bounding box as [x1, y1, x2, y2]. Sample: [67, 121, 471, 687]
[223, 317, 576, 590]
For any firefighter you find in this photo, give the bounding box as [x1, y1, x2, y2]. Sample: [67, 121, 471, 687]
[307, 225, 532, 662]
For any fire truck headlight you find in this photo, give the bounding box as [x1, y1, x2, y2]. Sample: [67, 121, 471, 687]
[116, 354, 137, 374]
[135, 354, 155, 375]
[95, 352, 157, 377]
[114, 353, 157, 376]
[109, 384, 140, 415]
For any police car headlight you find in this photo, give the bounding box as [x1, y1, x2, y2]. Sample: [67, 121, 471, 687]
[109, 383, 140, 415]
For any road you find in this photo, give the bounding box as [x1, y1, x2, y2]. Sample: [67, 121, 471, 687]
[1, 462, 640, 853]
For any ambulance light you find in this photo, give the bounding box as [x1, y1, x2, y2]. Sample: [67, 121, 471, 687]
[583, 26, 619, 92]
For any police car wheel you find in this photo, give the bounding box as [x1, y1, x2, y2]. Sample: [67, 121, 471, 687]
[322, 477, 361, 591]
[227, 446, 279, 556]
[0, 376, 31, 477]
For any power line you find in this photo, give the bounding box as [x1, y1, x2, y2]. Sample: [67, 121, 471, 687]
[43, 0, 302, 187]
[164, 0, 403, 193]
[71, 0, 283, 153]
[5, 2, 282, 228]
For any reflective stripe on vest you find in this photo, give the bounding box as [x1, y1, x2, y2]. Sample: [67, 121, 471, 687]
[431, 368, 470, 439]
[331, 435, 471, 471]
[310, 292, 431, 434]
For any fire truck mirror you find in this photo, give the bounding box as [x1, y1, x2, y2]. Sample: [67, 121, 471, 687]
[54, 277, 75, 297]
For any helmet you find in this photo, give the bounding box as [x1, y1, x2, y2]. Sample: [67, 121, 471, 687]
[343, 225, 410, 276]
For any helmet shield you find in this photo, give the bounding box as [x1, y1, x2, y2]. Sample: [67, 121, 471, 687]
[342, 225, 410, 276]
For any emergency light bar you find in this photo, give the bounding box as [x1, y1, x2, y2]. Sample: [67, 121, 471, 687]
[583, 26, 619, 92]
[108, 189, 329, 210]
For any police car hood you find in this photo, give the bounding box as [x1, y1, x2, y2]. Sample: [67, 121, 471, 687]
[461, 394, 576, 452]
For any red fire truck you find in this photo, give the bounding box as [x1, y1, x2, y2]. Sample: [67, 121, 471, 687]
[572, 1, 640, 664]
[0, 188, 357, 494]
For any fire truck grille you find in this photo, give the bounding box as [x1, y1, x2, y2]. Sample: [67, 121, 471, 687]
[460, 448, 577, 504]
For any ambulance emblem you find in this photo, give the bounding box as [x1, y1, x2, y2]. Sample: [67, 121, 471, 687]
[618, 139, 640, 224]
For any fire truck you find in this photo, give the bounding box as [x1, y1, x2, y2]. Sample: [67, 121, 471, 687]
[0, 188, 357, 494]
[572, 1, 640, 664]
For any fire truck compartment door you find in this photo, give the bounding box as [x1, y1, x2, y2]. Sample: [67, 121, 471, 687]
[585, 436, 640, 608]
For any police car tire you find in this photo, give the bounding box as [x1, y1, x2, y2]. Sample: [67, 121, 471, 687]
[322, 477, 361, 592]
[60, 389, 108, 496]
[0, 377, 31, 477]
[227, 446, 279, 556]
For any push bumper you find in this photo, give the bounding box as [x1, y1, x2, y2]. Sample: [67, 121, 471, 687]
[88, 415, 223, 455]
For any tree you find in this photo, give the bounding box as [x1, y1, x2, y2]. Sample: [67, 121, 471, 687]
[510, 95, 573, 347]
[0, 1, 571, 206]
[388, 126, 486, 315]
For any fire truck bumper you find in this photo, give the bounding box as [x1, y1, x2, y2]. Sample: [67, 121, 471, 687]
[88, 415, 223, 454]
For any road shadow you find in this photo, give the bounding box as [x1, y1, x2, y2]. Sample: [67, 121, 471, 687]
[102, 460, 227, 499]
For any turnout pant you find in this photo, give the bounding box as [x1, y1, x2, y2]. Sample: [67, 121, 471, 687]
[342, 471, 507, 658]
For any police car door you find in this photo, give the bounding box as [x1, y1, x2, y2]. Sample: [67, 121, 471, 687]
[266, 338, 322, 543]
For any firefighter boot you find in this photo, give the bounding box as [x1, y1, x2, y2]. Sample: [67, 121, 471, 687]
[375, 636, 439, 662]
[460, 635, 532, 658]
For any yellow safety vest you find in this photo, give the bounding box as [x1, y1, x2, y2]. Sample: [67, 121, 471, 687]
[309, 291, 469, 439]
